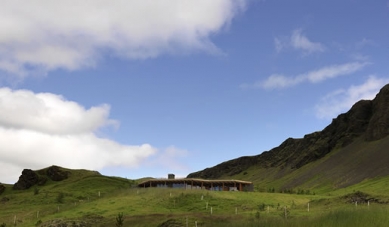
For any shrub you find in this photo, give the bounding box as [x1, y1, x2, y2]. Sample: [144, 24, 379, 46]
[56, 192, 64, 203]
[255, 211, 260, 219]
[116, 212, 124, 227]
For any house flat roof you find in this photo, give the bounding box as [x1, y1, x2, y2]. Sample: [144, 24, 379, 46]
[138, 178, 252, 187]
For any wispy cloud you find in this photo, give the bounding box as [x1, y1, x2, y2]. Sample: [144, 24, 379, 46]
[355, 38, 375, 49]
[146, 145, 191, 178]
[315, 76, 389, 119]
[291, 29, 325, 53]
[274, 37, 285, 53]
[274, 29, 325, 54]
[0, 0, 248, 80]
[241, 61, 369, 89]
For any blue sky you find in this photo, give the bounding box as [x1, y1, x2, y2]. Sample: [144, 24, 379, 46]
[1, 0, 389, 183]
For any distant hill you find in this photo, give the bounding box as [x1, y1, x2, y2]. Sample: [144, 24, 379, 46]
[188, 84, 389, 191]
[0, 165, 136, 194]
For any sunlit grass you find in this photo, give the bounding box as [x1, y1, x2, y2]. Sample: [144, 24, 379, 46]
[1, 169, 389, 226]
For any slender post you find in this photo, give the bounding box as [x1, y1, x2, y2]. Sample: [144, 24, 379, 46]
[195, 221, 198, 227]
[368, 200, 370, 208]
[206, 202, 208, 210]
[14, 215, 16, 225]
[37, 211, 39, 219]
[284, 206, 287, 219]
[308, 203, 310, 212]
[235, 207, 237, 215]
[211, 207, 213, 215]
[355, 201, 357, 207]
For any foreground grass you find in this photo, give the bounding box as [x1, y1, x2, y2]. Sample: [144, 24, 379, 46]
[1, 185, 388, 226]
[1, 170, 389, 226]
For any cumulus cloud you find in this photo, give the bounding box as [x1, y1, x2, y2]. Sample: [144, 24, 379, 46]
[274, 29, 325, 54]
[242, 61, 369, 89]
[0, 88, 156, 183]
[0, 0, 247, 79]
[315, 76, 389, 119]
[0, 88, 118, 134]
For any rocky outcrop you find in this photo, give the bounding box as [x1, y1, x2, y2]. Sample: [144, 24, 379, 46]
[40, 215, 104, 227]
[188, 83, 389, 179]
[13, 169, 39, 190]
[0, 184, 5, 195]
[1, 197, 9, 204]
[47, 165, 69, 181]
[366, 84, 389, 141]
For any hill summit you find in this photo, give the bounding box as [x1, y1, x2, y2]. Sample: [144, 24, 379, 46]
[188, 84, 389, 190]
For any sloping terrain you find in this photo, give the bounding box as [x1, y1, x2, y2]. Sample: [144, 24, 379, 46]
[0, 166, 136, 226]
[2, 166, 389, 227]
[188, 84, 389, 191]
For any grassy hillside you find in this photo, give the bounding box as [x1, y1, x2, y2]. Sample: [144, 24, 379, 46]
[217, 136, 389, 194]
[1, 167, 389, 226]
[188, 84, 389, 193]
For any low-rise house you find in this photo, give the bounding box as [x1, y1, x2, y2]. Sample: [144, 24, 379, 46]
[138, 174, 253, 191]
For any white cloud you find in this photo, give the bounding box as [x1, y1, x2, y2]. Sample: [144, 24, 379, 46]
[245, 61, 369, 89]
[315, 76, 389, 119]
[274, 29, 325, 54]
[290, 29, 325, 54]
[0, 88, 118, 134]
[0, 0, 247, 79]
[0, 88, 157, 183]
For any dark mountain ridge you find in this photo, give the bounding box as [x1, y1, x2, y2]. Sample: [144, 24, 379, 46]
[188, 84, 389, 189]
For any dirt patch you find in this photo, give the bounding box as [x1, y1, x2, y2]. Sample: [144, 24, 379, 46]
[341, 191, 387, 204]
[158, 219, 184, 227]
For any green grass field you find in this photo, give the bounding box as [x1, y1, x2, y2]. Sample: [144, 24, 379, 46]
[1, 169, 389, 226]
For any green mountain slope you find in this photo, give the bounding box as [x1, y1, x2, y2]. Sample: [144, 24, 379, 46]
[188, 84, 389, 192]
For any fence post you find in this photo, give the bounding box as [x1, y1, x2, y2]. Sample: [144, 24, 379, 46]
[308, 203, 310, 212]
